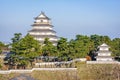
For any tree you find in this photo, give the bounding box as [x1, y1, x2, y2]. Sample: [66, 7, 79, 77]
[111, 38, 120, 57]
[73, 35, 94, 58]
[0, 42, 5, 54]
[6, 33, 41, 69]
[90, 34, 102, 48]
[42, 38, 57, 56]
[0, 41, 9, 55]
[11, 33, 22, 43]
[17, 34, 41, 57]
[88, 50, 97, 60]
[57, 37, 69, 61]
[90, 34, 111, 49]
[68, 39, 76, 59]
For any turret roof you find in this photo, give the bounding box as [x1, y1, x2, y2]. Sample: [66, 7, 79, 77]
[98, 43, 110, 48]
[100, 43, 108, 47]
[31, 24, 53, 27]
[29, 29, 56, 33]
[35, 12, 50, 20]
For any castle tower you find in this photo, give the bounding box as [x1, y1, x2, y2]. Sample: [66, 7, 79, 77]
[28, 12, 58, 45]
[96, 43, 113, 61]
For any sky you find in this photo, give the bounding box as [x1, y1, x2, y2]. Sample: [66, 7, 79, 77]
[0, 0, 120, 43]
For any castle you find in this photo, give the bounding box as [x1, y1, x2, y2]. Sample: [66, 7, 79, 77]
[96, 43, 113, 61]
[28, 12, 58, 45]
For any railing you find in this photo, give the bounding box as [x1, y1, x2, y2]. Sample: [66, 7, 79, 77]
[35, 58, 86, 66]
[0, 58, 86, 74]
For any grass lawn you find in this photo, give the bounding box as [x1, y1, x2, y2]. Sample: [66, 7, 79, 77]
[0, 62, 120, 80]
[76, 62, 120, 80]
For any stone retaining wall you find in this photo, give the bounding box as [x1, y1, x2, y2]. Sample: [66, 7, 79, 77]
[87, 61, 120, 64]
[0, 68, 77, 74]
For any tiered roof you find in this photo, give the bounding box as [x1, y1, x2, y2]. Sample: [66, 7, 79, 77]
[28, 12, 58, 45]
[98, 43, 110, 48]
[34, 12, 50, 20]
[30, 35, 58, 38]
[31, 24, 53, 27]
[96, 43, 113, 61]
[29, 29, 56, 33]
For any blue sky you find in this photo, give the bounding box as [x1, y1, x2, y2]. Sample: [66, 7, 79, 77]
[0, 0, 120, 43]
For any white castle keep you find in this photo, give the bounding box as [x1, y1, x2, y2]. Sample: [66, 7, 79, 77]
[96, 43, 113, 61]
[28, 12, 58, 45]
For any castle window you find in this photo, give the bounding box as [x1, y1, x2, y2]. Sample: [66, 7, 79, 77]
[41, 20, 43, 22]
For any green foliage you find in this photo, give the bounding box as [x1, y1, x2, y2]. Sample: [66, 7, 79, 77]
[111, 38, 120, 56]
[57, 37, 68, 51]
[42, 38, 57, 56]
[9, 33, 41, 67]
[0, 49, 2, 54]
[60, 35, 119, 59]
[11, 33, 22, 43]
[3, 33, 120, 65]
[43, 35, 119, 60]
[74, 35, 94, 58]
[11, 34, 41, 55]
[90, 34, 103, 48]
[0, 42, 5, 47]
[64, 35, 95, 58]
[57, 37, 69, 60]
[0, 41, 5, 54]
[90, 34, 111, 48]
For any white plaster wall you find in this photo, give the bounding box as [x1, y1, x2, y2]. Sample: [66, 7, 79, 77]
[49, 38, 58, 41]
[97, 58, 113, 61]
[35, 38, 58, 43]
[100, 48, 109, 51]
[36, 19, 48, 23]
[98, 53, 111, 56]
[36, 38, 44, 41]
[33, 27, 52, 30]
[29, 32, 55, 35]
